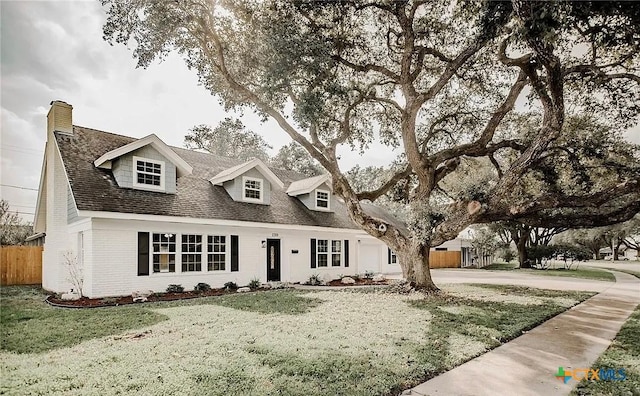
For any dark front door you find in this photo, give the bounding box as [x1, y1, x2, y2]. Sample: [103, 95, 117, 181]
[266, 239, 281, 281]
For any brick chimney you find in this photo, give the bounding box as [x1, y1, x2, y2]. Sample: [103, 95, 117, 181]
[47, 100, 73, 138]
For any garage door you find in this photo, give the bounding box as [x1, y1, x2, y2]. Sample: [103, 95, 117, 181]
[358, 244, 381, 274]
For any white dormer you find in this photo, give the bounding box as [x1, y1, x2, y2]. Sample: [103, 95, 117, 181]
[210, 158, 284, 205]
[286, 174, 334, 212]
[94, 134, 192, 194]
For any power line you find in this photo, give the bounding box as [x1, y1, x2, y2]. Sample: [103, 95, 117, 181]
[0, 144, 44, 153]
[0, 184, 39, 191]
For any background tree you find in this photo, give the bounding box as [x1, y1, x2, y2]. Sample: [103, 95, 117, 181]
[556, 215, 640, 260]
[270, 142, 323, 177]
[184, 117, 272, 161]
[0, 200, 32, 246]
[104, 0, 640, 290]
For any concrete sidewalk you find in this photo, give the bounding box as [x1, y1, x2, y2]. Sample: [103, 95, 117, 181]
[405, 270, 640, 396]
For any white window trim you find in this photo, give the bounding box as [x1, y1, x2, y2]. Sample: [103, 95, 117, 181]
[152, 233, 176, 274]
[315, 189, 331, 211]
[242, 176, 264, 203]
[133, 156, 165, 191]
[316, 239, 343, 268]
[181, 234, 204, 273]
[207, 234, 230, 273]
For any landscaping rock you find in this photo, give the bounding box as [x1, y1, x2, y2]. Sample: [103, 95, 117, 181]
[237, 287, 251, 293]
[61, 292, 80, 301]
[372, 274, 386, 282]
[132, 290, 153, 303]
[261, 283, 273, 289]
[341, 276, 356, 284]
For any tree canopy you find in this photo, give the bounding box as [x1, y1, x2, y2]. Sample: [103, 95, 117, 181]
[103, 0, 640, 289]
[184, 117, 272, 161]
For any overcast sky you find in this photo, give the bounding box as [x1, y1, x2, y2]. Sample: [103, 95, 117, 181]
[1, 1, 639, 223]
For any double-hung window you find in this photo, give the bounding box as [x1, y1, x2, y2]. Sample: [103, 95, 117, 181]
[208, 235, 226, 271]
[316, 239, 342, 267]
[243, 177, 262, 202]
[181, 234, 202, 272]
[331, 240, 342, 266]
[133, 156, 164, 190]
[316, 189, 329, 210]
[317, 239, 329, 267]
[153, 233, 176, 273]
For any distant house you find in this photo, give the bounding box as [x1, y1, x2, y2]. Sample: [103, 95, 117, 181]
[35, 101, 410, 298]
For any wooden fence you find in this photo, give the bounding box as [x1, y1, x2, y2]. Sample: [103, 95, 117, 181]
[0, 246, 43, 285]
[429, 251, 462, 269]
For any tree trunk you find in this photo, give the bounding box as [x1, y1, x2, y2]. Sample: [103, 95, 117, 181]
[517, 237, 530, 268]
[400, 246, 439, 292]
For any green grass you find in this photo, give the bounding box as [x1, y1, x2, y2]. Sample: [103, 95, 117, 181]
[572, 306, 640, 396]
[482, 262, 519, 271]
[1, 285, 596, 395]
[0, 287, 323, 354]
[162, 288, 325, 314]
[482, 262, 616, 282]
[0, 286, 167, 354]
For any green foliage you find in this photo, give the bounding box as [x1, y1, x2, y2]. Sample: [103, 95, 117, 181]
[0, 199, 32, 245]
[184, 118, 272, 161]
[248, 278, 261, 290]
[364, 271, 375, 280]
[501, 248, 516, 263]
[270, 141, 323, 176]
[194, 282, 211, 293]
[307, 273, 322, 286]
[0, 286, 166, 354]
[166, 284, 184, 293]
[224, 281, 239, 290]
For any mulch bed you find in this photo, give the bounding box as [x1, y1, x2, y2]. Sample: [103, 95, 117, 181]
[46, 288, 236, 308]
[326, 278, 390, 287]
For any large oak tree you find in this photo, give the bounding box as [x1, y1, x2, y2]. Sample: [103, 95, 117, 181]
[103, 0, 640, 290]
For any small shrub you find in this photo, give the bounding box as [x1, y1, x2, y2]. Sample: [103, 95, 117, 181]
[166, 284, 184, 293]
[307, 273, 322, 286]
[194, 282, 211, 293]
[352, 273, 362, 281]
[364, 271, 375, 279]
[501, 248, 515, 263]
[248, 278, 261, 290]
[224, 281, 239, 291]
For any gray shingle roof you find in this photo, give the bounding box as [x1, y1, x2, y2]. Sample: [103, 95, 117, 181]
[57, 126, 369, 229]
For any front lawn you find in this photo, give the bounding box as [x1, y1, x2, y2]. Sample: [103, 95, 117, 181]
[1, 285, 594, 395]
[482, 262, 616, 282]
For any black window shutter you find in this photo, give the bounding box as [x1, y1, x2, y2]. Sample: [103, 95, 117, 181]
[344, 240, 349, 267]
[310, 239, 316, 268]
[388, 248, 392, 265]
[231, 235, 239, 272]
[137, 232, 150, 276]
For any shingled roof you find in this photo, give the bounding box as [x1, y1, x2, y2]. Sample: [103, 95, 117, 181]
[57, 126, 373, 230]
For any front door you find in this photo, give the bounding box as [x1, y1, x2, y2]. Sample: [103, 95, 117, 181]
[266, 239, 281, 281]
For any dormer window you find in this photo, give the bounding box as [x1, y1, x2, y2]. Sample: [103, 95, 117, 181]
[316, 189, 330, 210]
[243, 176, 263, 202]
[133, 156, 164, 190]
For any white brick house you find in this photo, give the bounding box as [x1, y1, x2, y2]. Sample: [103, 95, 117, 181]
[35, 101, 404, 298]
